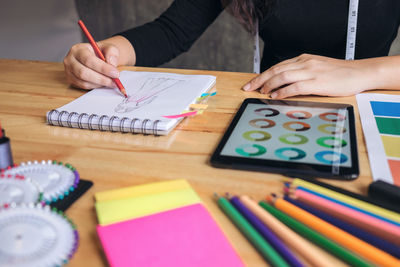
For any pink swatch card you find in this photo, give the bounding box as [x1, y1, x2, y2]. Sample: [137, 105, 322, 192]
[97, 203, 244, 267]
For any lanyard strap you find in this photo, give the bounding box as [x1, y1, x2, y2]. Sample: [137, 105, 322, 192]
[253, 0, 359, 73]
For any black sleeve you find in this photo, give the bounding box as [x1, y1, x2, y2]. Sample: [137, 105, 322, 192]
[117, 0, 223, 67]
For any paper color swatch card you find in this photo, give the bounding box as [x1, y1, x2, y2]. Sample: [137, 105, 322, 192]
[357, 93, 400, 185]
[97, 204, 243, 267]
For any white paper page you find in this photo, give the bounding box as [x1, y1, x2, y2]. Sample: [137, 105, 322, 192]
[58, 71, 216, 122]
[356, 93, 400, 185]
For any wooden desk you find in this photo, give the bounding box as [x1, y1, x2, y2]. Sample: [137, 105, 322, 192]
[0, 59, 397, 266]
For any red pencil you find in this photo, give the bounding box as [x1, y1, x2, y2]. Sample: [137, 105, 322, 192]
[78, 20, 128, 98]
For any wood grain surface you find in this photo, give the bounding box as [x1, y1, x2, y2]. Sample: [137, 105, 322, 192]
[1, 59, 398, 266]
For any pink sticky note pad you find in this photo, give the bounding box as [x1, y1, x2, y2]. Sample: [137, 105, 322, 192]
[97, 203, 244, 267]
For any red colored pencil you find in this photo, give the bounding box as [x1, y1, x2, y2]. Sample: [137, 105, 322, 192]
[78, 20, 128, 98]
[0, 121, 3, 138]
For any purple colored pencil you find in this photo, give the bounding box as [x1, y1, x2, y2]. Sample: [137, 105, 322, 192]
[230, 196, 304, 267]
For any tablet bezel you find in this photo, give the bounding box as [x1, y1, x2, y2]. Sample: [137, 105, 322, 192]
[210, 98, 359, 180]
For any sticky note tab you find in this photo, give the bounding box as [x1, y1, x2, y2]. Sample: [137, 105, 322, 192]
[163, 110, 197, 119]
[190, 104, 208, 110]
[201, 92, 217, 97]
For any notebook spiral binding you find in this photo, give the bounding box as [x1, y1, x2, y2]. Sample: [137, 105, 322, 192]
[47, 110, 161, 135]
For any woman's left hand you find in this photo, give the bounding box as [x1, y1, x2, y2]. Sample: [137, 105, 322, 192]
[242, 53, 376, 98]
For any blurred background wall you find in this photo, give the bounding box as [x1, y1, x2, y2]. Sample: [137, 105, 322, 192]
[75, 0, 255, 72]
[1, 0, 399, 73]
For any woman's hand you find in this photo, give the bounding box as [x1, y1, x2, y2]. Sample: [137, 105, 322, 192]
[63, 36, 135, 90]
[242, 54, 378, 98]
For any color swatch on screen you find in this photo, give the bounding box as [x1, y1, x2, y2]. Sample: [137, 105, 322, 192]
[357, 94, 400, 185]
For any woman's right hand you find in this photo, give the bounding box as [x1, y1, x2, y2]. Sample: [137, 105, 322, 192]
[63, 36, 136, 90]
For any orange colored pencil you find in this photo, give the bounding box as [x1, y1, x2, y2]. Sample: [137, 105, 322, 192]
[268, 196, 400, 267]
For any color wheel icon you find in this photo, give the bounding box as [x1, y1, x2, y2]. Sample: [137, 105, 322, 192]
[249, 119, 276, 128]
[279, 134, 308, 145]
[242, 131, 271, 141]
[283, 121, 311, 132]
[315, 151, 348, 164]
[275, 147, 306, 160]
[236, 144, 267, 157]
[317, 137, 347, 148]
[254, 108, 280, 117]
[319, 112, 346, 122]
[318, 124, 347, 135]
[286, 110, 312, 119]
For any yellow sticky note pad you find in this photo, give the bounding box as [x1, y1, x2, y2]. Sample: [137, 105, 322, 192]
[95, 179, 191, 203]
[95, 188, 201, 225]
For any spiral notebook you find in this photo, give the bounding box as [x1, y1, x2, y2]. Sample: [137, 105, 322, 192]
[47, 71, 216, 135]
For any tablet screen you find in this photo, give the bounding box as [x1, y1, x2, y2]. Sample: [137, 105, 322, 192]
[221, 103, 351, 167]
[211, 99, 359, 179]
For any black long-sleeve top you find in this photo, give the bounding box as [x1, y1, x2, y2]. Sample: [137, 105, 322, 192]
[118, 0, 400, 71]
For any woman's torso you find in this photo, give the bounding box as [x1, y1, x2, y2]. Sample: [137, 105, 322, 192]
[259, 0, 400, 70]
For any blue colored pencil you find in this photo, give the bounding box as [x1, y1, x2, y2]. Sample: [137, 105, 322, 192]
[284, 196, 400, 259]
[230, 196, 304, 267]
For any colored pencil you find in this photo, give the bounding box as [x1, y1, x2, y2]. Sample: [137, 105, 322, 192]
[289, 185, 400, 227]
[289, 177, 400, 213]
[291, 188, 400, 245]
[267, 196, 400, 267]
[240, 195, 335, 267]
[215, 194, 289, 266]
[230, 196, 304, 267]
[289, 178, 400, 223]
[77, 20, 128, 98]
[259, 201, 372, 267]
[284, 195, 400, 258]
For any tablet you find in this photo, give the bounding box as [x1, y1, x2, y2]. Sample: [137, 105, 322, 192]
[210, 98, 359, 180]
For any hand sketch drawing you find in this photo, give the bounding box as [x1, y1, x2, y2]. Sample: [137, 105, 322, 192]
[115, 77, 183, 113]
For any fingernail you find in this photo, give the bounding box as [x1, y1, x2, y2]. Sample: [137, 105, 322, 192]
[243, 84, 251, 91]
[271, 92, 277, 99]
[109, 56, 118, 67]
[110, 69, 119, 78]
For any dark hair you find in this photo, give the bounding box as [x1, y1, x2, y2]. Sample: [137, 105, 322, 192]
[221, 0, 274, 34]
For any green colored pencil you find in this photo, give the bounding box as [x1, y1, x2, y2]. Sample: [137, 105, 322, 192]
[259, 201, 372, 267]
[216, 195, 289, 267]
